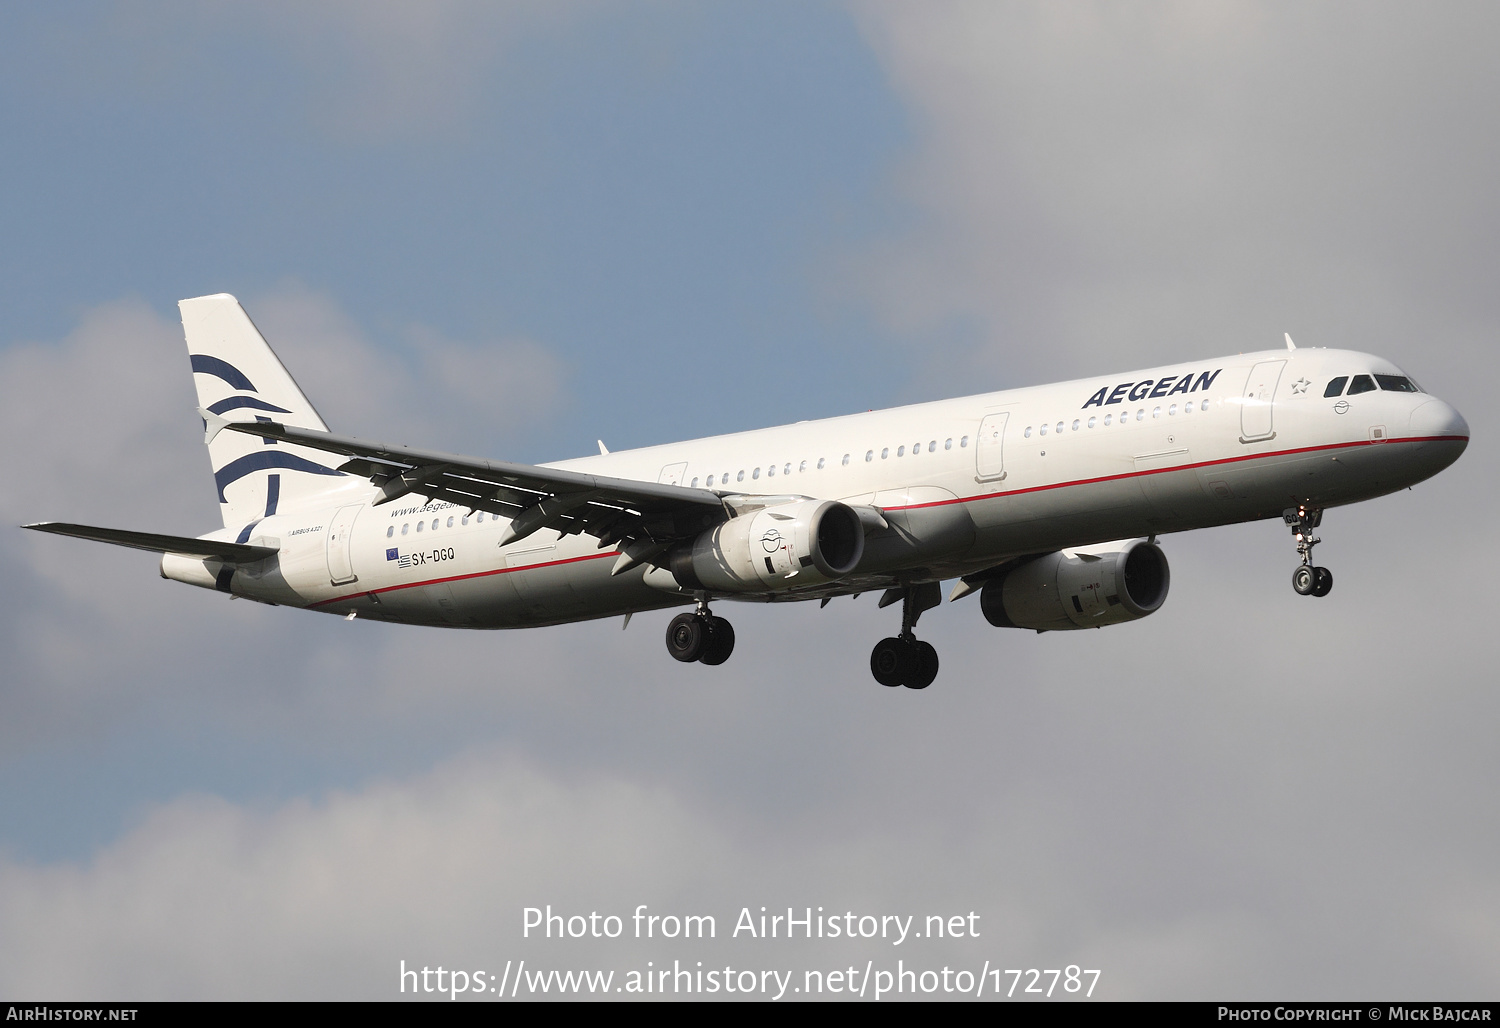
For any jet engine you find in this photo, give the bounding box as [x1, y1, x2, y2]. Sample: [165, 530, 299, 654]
[980, 539, 1169, 632]
[666, 499, 864, 592]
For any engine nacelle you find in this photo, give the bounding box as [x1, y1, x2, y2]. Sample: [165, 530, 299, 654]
[980, 539, 1169, 632]
[667, 499, 864, 593]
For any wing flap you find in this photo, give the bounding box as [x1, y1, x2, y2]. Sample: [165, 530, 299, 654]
[23, 522, 278, 563]
[226, 421, 730, 553]
[226, 422, 725, 512]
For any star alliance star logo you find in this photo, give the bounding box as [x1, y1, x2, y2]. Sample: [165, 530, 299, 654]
[1291, 377, 1311, 394]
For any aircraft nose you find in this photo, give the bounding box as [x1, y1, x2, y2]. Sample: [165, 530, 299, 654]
[1409, 398, 1469, 442]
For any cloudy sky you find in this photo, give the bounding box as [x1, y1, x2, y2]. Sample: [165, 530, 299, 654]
[2, 0, 1496, 1001]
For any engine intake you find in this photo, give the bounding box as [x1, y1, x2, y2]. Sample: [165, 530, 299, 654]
[668, 499, 864, 592]
[980, 539, 1169, 632]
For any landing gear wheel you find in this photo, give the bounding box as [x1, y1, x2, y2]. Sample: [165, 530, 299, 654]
[1292, 565, 1317, 596]
[870, 637, 913, 688]
[666, 613, 706, 662]
[698, 616, 736, 665]
[1312, 566, 1333, 597]
[905, 641, 939, 690]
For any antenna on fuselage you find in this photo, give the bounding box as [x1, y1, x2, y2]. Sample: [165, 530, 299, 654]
[1285, 333, 1297, 351]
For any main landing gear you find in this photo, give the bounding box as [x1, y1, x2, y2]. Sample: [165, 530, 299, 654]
[870, 583, 941, 690]
[665, 597, 736, 666]
[1284, 506, 1333, 598]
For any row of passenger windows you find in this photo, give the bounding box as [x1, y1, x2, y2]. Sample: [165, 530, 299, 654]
[386, 513, 484, 538]
[1023, 399, 1211, 439]
[1324, 374, 1419, 397]
[691, 437, 970, 489]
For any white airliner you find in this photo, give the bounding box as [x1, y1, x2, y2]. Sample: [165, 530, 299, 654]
[25, 294, 1469, 689]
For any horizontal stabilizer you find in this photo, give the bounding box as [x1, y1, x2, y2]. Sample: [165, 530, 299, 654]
[22, 522, 278, 563]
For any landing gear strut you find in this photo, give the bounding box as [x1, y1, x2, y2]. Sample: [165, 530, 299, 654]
[1284, 506, 1333, 598]
[666, 596, 736, 666]
[870, 583, 941, 690]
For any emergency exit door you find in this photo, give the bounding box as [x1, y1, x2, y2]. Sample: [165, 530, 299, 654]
[976, 412, 1009, 481]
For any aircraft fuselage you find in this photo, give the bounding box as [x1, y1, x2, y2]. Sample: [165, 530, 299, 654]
[161, 346, 1467, 629]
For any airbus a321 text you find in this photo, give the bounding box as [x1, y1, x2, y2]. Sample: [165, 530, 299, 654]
[25, 295, 1469, 689]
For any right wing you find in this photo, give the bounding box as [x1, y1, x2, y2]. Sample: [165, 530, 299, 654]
[22, 522, 278, 563]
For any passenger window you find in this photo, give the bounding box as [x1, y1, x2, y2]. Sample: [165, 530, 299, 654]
[752, 468, 761, 480]
[784, 463, 791, 475]
[386, 526, 394, 538]
[944, 438, 953, 450]
[1104, 414, 1112, 426]
[1375, 374, 1418, 393]
[476, 512, 484, 522]
[842, 454, 850, 466]
[1055, 422, 1063, 434]
[865, 450, 874, 462]
[1071, 419, 1080, 431]
[707, 475, 715, 487]
[897, 446, 905, 457]
[1152, 407, 1161, 419]
[766, 465, 774, 477]
[1347, 375, 1376, 395]
[1024, 426, 1032, 438]
[816, 458, 825, 470]
[929, 441, 936, 452]
[1087, 417, 1096, 428]
[1200, 399, 1210, 411]
[1039, 424, 1048, 436]
[1184, 402, 1193, 414]
[799, 461, 807, 472]
[462, 516, 469, 525]
[737, 470, 745, 482]
[1136, 409, 1145, 421]
[432, 519, 439, 530]
[960, 435, 969, 447]
[1324, 376, 1349, 397]
[402, 523, 409, 535]
[416, 522, 423, 533]
[880, 448, 889, 459]
[1168, 404, 1177, 416]
[447, 517, 454, 528]
[690, 477, 698, 487]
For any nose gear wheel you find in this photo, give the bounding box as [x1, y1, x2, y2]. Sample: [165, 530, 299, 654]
[1284, 506, 1333, 598]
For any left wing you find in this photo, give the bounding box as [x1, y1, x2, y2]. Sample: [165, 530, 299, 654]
[223, 421, 729, 574]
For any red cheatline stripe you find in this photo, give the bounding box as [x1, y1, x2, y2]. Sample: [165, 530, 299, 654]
[884, 434, 1468, 511]
[310, 550, 615, 608]
[310, 433, 1466, 605]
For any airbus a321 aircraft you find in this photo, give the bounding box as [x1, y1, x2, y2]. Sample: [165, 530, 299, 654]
[25, 295, 1469, 689]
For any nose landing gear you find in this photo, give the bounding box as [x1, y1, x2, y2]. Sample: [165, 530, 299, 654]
[1285, 506, 1333, 597]
[666, 596, 736, 666]
[870, 583, 941, 690]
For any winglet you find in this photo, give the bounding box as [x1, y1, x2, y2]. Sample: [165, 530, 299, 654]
[198, 406, 233, 445]
[1285, 333, 1297, 351]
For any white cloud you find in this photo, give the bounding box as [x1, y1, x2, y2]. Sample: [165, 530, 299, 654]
[0, 290, 569, 748]
[845, 1, 1500, 391]
[241, 282, 568, 453]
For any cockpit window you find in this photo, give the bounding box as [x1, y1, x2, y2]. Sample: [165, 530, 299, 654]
[1324, 376, 1348, 397]
[1375, 374, 1419, 393]
[1347, 375, 1377, 395]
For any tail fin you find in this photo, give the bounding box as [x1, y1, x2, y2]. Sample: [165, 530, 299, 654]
[180, 294, 347, 528]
